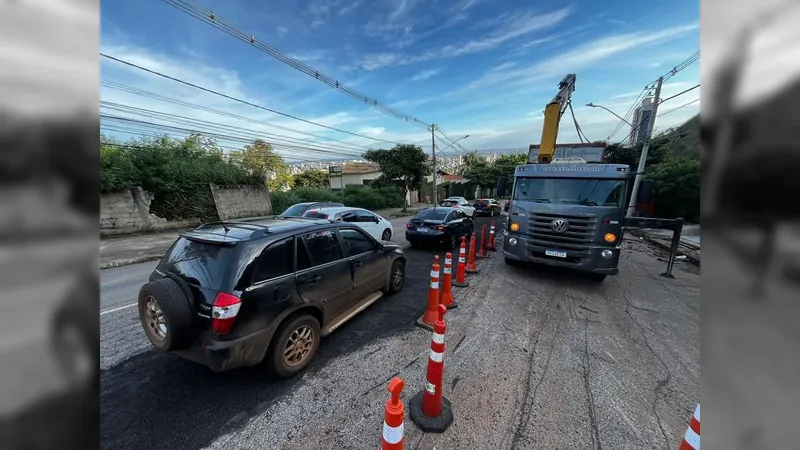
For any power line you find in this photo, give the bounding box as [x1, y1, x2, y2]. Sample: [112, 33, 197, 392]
[99, 115, 370, 161]
[100, 53, 411, 147]
[568, 101, 591, 143]
[99, 101, 368, 157]
[658, 98, 699, 117]
[659, 84, 700, 104]
[160, 0, 431, 129]
[101, 80, 374, 152]
[607, 50, 700, 141]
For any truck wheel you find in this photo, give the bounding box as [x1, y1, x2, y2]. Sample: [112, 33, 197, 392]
[137, 278, 195, 351]
[51, 304, 97, 390]
[268, 314, 321, 378]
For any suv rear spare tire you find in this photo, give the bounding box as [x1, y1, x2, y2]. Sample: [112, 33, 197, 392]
[138, 278, 195, 351]
[267, 314, 321, 378]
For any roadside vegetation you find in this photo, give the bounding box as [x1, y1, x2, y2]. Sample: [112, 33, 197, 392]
[100, 134, 405, 220]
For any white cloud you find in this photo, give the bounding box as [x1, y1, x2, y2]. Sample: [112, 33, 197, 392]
[277, 26, 289, 38]
[359, 7, 572, 70]
[338, 1, 361, 16]
[411, 69, 441, 81]
[462, 22, 699, 91]
[358, 127, 386, 137]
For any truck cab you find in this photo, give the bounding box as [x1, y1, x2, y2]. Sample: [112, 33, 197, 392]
[502, 159, 631, 281]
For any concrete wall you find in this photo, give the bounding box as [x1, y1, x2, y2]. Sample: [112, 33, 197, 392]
[209, 184, 272, 221]
[100, 187, 173, 235]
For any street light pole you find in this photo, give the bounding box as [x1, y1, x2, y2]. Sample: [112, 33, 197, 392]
[430, 124, 437, 207]
[586, 103, 634, 127]
[626, 76, 663, 217]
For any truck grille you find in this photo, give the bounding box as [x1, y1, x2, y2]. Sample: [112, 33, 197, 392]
[526, 213, 597, 253]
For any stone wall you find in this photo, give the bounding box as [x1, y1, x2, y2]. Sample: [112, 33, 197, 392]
[100, 188, 168, 233]
[210, 184, 272, 221]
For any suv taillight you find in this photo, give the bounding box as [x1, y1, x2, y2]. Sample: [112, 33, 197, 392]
[212, 292, 242, 334]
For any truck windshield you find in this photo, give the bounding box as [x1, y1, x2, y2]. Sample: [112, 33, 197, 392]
[513, 177, 626, 207]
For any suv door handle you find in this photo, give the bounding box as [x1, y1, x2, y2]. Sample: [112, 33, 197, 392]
[351, 260, 363, 269]
[300, 275, 322, 285]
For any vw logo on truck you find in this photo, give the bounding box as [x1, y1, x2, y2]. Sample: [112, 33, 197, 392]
[550, 219, 570, 233]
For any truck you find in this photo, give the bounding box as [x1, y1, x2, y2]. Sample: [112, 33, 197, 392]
[500, 74, 632, 281]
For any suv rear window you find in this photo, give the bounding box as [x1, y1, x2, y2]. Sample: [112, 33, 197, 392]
[415, 209, 449, 221]
[158, 237, 233, 288]
[281, 204, 310, 217]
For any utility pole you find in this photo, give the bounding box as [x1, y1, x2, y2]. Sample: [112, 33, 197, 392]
[626, 76, 662, 218]
[430, 123, 438, 207]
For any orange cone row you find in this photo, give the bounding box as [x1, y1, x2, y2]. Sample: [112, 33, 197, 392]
[388, 220, 504, 444]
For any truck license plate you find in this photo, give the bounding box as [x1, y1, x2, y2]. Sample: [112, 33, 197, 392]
[417, 227, 429, 232]
[545, 249, 567, 258]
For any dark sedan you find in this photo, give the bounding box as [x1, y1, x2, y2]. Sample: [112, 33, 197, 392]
[473, 198, 501, 217]
[405, 207, 473, 249]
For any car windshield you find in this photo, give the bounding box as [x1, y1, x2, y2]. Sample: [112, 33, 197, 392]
[414, 209, 450, 221]
[157, 237, 234, 288]
[281, 204, 310, 217]
[513, 177, 626, 207]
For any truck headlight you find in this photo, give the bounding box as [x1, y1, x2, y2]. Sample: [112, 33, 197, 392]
[510, 222, 520, 232]
[604, 233, 617, 243]
[508, 237, 518, 246]
[601, 249, 613, 259]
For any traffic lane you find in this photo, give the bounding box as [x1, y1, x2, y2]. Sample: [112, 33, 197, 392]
[99, 215, 497, 449]
[194, 236, 699, 450]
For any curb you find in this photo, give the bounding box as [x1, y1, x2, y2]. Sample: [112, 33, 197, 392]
[629, 230, 701, 267]
[101, 253, 165, 270]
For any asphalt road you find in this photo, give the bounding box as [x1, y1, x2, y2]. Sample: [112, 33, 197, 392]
[100, 216, 700, 450]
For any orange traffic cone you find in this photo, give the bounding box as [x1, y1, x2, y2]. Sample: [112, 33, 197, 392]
[487, 220, 497, 251]
[440, 252, 457, 309]
[453, 236, 469, 288]
[416, 256, 441, 331]
[465, 232, 480, 274]
[381, 377, 406, 450]
[409, 305, 453, 433]
[678, 404, 700, 450]
[476, 224, 489, 258]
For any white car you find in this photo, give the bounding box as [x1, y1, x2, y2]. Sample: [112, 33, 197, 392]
[302, 206, 395, 241]
[442, 196, 475, 218]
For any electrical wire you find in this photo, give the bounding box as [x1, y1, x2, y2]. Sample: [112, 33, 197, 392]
[568, 101, 591, 143]
[99, 115, 370, 161]
[101, 80, 374, 152]
[658, 84, 700, 105]
[100, 53, 411, 146]
[160, 0, 431, 129]
[658, 98, 700, 117]
[99, 102, 369, 157]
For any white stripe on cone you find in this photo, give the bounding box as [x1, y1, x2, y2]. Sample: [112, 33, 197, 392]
[432, 332, 444, 344]
[443, 267, 451, 274]
[382, 422, 403, 444]
[430, 281, 439, 289]
[684, 426, 700, 449]
[430, 350, 443, 362]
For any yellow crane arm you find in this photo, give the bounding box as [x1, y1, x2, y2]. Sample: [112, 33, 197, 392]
[537, 74, 576, 163]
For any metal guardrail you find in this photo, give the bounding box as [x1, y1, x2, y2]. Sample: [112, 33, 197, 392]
[623, 217, 684, 278]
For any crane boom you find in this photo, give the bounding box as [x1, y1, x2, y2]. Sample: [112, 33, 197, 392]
[536, 74, 576, 163]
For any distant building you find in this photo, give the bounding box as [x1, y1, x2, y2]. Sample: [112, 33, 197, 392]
[629, 97, 655, 146]
[328, 162, 382, 189]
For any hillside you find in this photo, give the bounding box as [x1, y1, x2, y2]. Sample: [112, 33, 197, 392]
[652, 114, 700, 160]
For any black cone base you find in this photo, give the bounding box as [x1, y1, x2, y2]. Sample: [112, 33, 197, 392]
[409, 391, 453, 433]
[444, 301, 458, 309]
[415, 316, 434, 331]
[452, 280, 469, 288]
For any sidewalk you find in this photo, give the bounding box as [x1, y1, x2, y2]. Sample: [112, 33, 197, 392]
[100, 205, 430, 269]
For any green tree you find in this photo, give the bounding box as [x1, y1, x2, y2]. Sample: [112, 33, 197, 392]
[491, 153, 528, 183]
[646, 157, 700, 222]
[461, 152, 497, 189]
[229, 139, 294, 192]
[293, 170, 329, 189]
[363, 144, 431, 209]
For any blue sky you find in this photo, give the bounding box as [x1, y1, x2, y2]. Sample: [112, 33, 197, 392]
[100, 0, 700, 163]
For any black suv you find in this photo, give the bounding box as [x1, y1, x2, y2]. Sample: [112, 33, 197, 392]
[136, 218, 406, 377]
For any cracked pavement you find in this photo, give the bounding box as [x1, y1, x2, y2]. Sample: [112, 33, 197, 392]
[100, 218, 699, 449]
